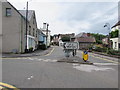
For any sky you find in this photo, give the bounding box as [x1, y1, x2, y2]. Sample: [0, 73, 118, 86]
[7, 0, 119, 35]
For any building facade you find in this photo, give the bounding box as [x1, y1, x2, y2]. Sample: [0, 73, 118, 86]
[110, 21, 120, 51]
[1, 0, 26, 53]
[19, 10, 38, 51]
[38, 29, 46, 45]
[0, 0, 2, 53]
[52, 33, 75, 46]
[75, 33, 96, 49]
[41, 23, 51, 47]
[0, 0, 38, 53]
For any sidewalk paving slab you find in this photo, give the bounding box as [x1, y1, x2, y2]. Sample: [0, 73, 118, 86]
[2, 47, 53, 58]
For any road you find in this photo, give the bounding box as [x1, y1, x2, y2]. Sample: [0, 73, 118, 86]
[2, 46, 119, 89]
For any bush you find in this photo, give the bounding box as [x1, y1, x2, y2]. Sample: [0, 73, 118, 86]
[61, 36, 70, 42]
[93, 47, 107, 52]
[107, 49, 120, 56]
[29, 47, 33, 52]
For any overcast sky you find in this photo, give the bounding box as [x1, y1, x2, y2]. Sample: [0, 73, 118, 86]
[7, 0, 119, 35]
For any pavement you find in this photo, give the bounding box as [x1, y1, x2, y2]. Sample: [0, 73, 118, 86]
[2, 47, 53, 58]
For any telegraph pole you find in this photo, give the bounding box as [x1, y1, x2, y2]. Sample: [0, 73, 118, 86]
[25, 1, 28, 53]
[46, 23, 49, 48]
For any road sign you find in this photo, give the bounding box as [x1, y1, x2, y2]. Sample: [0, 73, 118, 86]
[63, 42, 79, 49]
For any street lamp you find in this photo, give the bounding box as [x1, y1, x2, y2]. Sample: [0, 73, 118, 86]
[104, 23, 111, 50]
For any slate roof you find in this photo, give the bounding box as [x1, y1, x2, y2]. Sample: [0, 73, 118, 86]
[76, 37, 96, 43]
[112, 21, 120, 28]
[19, 10, 34, 21]
[75, 33, 88, 38]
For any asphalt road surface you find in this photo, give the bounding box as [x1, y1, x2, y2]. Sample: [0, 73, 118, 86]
[2, 46, 119, 88]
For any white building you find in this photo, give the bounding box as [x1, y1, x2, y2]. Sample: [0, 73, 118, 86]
[41, 23, 51, 47]
[110, 21, 120, 51]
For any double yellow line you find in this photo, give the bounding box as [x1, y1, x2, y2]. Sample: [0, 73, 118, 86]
[0, 82, 19, 90]
[79, 51, 119, 64]
[1, 48, 55, 60]
[90, 54, 119, 64]
[44, 48, 55, 56]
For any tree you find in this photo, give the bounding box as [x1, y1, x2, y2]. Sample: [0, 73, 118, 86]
[50, 35, 54, 41]
[61, 36, 70, 42]
[110, 29, 119, 38]
[91, 33, 106, 44]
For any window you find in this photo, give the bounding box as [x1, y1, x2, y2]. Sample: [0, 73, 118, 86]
[29, 26, 31, 35]
[36, 30, 37, 37]
[6, 8, 12, 16]
[33, 19, 35, 24]
[115, 42, 117, 48]
[33, 28, 35, 36]
[33, 15, 35, 24]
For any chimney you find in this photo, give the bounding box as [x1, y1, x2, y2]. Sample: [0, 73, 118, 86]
[43, 23, 47, 30]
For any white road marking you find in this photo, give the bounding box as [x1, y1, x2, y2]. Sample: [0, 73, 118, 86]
[27, 58, 34, 60]
[27, 75, 34, 80]
[38, 59, 43, 61]
[73, 64, 115, 72]
[26, 58, 58, 62]
[94, 63, 118, 66]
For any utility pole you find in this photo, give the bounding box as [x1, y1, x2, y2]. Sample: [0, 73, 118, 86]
[25, 1, 28, 53]
[46, 23, 49, 48]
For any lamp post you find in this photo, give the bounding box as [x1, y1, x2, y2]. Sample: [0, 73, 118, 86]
[104, 23, 111, 51]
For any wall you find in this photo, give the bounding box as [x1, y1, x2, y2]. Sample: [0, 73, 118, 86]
[0, 0, 3, 82]
[2, 2, 21, 53]
[27, 11, 38, 50]
[42, 30, 51, 47]
[20, 16, 26, 53]
[110, 38, 119, 50]
[79, 43, 92, 49]
[0, 1, 2, 53]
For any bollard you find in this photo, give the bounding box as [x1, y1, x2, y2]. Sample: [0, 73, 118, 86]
[82, 50, 88, 62]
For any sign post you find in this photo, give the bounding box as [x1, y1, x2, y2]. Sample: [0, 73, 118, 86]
[63, 42, 79, 57]
[63, 42, 79, 50]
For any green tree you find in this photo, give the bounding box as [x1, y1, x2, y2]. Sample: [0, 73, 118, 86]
[61, 36, 70, 42]
[91, 33, 106, 44]
[50, 35, 54, 41]
[110, 29, 119, 38]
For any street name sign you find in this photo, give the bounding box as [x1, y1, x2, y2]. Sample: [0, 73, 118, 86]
[63, 42, 79, 49]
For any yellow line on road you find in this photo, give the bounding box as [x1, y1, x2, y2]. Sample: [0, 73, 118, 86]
[90, 54, 119, 64]
[0, 58, 28, 60]
[44, 48, 55, 56]
[79, 51, 119, 64]
[0, 86, 4, 89]
[0, 82, 19, 90]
